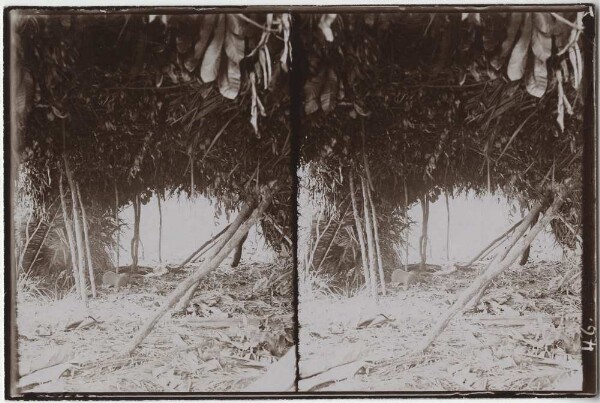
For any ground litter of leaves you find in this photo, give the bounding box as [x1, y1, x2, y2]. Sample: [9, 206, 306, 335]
[299, 259, 582, 392]
[17, 260, 293, 393]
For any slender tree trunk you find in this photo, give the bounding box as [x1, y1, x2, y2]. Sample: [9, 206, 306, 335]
[349, 173, 371, 293]
[359, 119, 378, 298]
[190, 156, 194, 197]
[157, 193, 162, 265]
[136, 196, 141, 264]
[418, 195, 559, 352]
[125, 188, 274, 355]
[131, 194, 141, 272]
[115, 182, 120, 274]
[404, 177, 409, 272]
[76, 184, 97, 298]
[131, 199, 137, 271]
[361, 176, 378, 299]
[445, 192, 450, 262]
[59, 172, 80, 294]
[364, 157, 386, 296]
[370, 198, 386, 296]
[137, 195, 142, 267]
[419, 195, 429, 271]
[370, 200, 386, 296]
[24, 211, 32, 256]
[63, 156, 88, 306]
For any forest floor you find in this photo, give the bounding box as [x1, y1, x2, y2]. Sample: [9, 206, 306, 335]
[16, 260, 293, 393]
[298, 259, 582, 392]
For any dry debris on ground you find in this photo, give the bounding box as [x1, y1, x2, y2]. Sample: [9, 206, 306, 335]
[299, 259, 582, 391]
[17, 260, 293, 393]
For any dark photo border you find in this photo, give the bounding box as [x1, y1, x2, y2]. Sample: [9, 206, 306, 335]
[4, 4, 597, 399]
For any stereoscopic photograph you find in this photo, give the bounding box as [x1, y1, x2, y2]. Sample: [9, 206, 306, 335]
[296, 9, 594, 392]
[6, 5, 597, 398]
[8, 10, 294, 394]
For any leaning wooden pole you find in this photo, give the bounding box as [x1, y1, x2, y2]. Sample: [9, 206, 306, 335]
[180, 224, 231, 268]
[125, 187, 274, 355]
[63, 156, 88, 306]
[456, 218, 524, 269]
[495, 204, 545, 264]
[349, 173, 371, 294]
[464, 205, 543, 311]
[418, 192, 566, 352]
[211, 201, 257, 258]
[76, 184, 97, 298]
[519, 210, 540, 265]
[59, 171, 80, 294]
[190, 226, 231, 264]
[175, 199, 258, 312]
[464, 201, 544, 312]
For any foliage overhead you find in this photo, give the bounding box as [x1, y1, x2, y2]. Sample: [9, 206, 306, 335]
[14, 12, 293, 246]
[298, 11, 590, 246]
[12, 10, 591, 254]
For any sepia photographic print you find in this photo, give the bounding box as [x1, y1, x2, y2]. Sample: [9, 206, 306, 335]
[5, 4, 598, 398]
[8, 9, 294, 395]
[296, 8, 595, 393]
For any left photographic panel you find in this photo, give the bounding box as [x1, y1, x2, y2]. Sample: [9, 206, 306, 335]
[8, 10, 294, 395]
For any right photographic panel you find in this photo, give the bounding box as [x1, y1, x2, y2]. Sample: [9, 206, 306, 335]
[297, 8, 595, 393]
